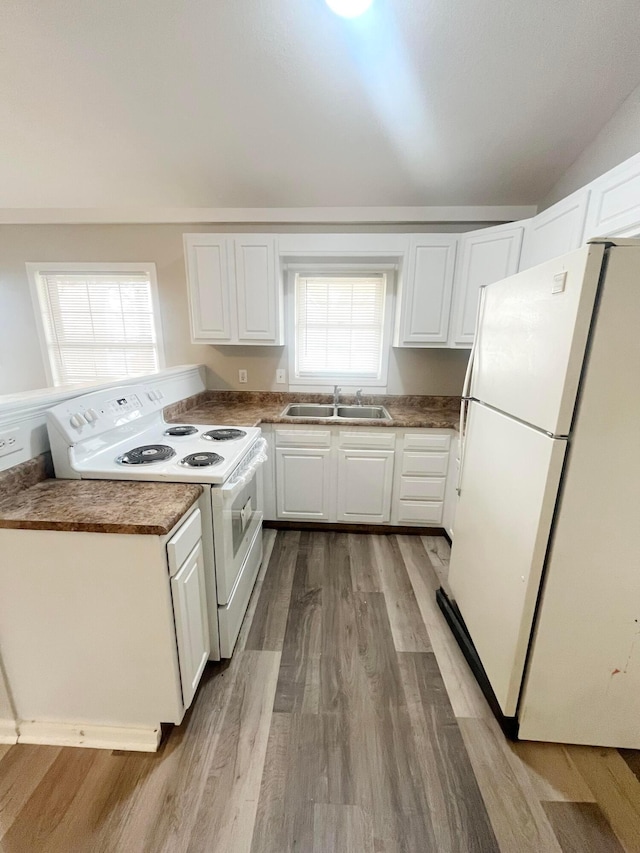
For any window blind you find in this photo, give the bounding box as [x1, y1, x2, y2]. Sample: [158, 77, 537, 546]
[295, 274, 386, 378]
[36, 270, 161, 385]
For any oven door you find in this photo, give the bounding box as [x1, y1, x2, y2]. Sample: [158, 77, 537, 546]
[211, 439, 267, 605]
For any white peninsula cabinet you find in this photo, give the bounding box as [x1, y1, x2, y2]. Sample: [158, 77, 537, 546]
[394, 235, 458, 346]
[448, 223, 525, 347]
[184, 233, 283, 345]
[267, 424, 454, 528]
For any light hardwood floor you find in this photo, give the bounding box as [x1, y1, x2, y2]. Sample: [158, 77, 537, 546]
[1, 530, 640, 852]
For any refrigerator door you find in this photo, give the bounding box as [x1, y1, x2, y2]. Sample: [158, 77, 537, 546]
[470, 243, 604, 436]
[448, 402, 566, 717]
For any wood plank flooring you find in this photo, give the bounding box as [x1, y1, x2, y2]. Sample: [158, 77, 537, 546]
[2, 530, 640, 852]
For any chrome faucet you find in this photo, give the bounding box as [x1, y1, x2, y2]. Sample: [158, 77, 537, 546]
[333, 385, 341, 406]
[355, 389, 363, 406]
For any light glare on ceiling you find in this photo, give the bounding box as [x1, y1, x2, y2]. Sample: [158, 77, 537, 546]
[325, 0, 373, 19]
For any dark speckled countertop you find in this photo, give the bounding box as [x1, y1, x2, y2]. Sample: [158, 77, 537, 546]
[0, 476, 202, 535]
[164, 391, 460, 430]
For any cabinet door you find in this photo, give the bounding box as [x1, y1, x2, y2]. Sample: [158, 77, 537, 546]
[234, 235, 282, 344]
[395, 236, 458, 346]
[583, 152, 640, 239]
[170, 542, 210, 709]
[184, 235, 233, 343]
[519, 188, 589, 271]
[276, 447, 333, 520]
[337, 449, 394, 523]
[449, 223, 525, 347]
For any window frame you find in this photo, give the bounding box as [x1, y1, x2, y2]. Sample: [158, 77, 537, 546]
[285, 263, 396, 391]
[26, 261, 165, 388]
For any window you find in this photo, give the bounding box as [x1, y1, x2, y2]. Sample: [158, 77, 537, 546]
[293, 272, 389, 384]
[28, 263, 164, 387]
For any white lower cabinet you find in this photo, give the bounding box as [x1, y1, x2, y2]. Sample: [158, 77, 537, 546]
[273, 425, 454, 528]
[337, 449, 394, 523]
[0, 501, 210, 752]
[170, 541, 209, 709]
[275, 447, 333, 520]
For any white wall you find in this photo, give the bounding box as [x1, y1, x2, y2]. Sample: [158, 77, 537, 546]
[541, 82, 640, 209]
[0, 223, 476, 398]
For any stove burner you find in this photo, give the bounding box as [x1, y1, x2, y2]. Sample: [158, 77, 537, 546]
[180, 452, 223, 468]
[117, 444, 176, 465]
[164, 425, 198, 437]
[202, 428, 247, 442]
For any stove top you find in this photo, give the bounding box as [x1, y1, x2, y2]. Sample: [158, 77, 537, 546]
[46, 384, 263, 484]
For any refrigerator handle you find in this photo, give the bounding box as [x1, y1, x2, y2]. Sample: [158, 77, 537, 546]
[457, 287, 486, 496]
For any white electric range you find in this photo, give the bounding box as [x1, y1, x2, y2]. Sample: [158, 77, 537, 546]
[46, 384, 267, 659]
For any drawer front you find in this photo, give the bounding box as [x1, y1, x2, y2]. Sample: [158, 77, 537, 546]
[275, 429, 331, 448]
[167, 508, 202, 575]
[396, 500, 443, 525]
[339, 431, 396, 450]
[399, 476, 446, 501]
[401, 452, 449, 477]
[404, 433, 451, 452]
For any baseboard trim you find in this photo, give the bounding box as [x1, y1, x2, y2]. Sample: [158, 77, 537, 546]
[17, 720, 162, 752]
[0, 719, 18, 744]
[436, 588, 519, 740]
[264, 521, 446, 536]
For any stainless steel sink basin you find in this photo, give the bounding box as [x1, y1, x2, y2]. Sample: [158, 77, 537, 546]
[282, 404, 336, 418]
[336, 405, 391, 420]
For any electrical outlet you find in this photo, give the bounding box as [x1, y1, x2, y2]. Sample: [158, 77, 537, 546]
[276, 369, 286, 384]
[0, 427, 23, 459]
[238, 369, 248, 384]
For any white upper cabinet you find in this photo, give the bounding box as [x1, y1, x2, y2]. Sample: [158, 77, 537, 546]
[519, 188, 590, 271]
[184, 233, 283, 345]
[394, 235, 458, 347]
[583, 152, 640, 239]
[184, 235, 233, 342]
[448, 223, 525, 347]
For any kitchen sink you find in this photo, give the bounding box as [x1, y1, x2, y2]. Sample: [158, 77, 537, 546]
[281, 404, 336, 418]
[281, 403, 391, 420]
[336, 406, 391, 420]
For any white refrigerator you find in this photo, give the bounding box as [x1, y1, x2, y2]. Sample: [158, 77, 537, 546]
[440, 238, 640, 748]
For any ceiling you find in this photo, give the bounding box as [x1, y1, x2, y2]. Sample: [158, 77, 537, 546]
[1, 0, 639, 210]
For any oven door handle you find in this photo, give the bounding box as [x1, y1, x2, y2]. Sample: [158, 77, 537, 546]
[222, 440, 268, 499]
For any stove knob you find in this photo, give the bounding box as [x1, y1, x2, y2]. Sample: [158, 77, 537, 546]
[69, 413, 86, 428]
[85, 408, 99, 423]
[156, 390, 164, 400]
[147, 391, 155, 401]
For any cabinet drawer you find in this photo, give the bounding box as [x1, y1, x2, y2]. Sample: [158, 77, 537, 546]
[167, 508, 202, 574]
[339, 431, 396, 450]
[401, 452, 448, 477]
[275, 429, 331, 448]
[396, 500, 443, 525]
[399, 476, 446, 502]
[404, 433, 450, 452]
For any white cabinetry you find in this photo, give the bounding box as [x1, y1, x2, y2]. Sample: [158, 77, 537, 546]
[170, 541, 209, 709]
[336, 431, 396, 523]
[273, 425, 453, 528]
[275, 430, 334, 521]
[392, 432, 450, 526]
[583, 151, 640, 238]
[519, 189, 590, 271]
[394, 236, 458, 346]
[184, 233, 282, 345]
[0, 502, 209, 752]
[449, 223, 525, 347]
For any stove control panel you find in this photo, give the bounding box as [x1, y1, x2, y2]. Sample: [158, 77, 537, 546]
[47, 384, 167, 444]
